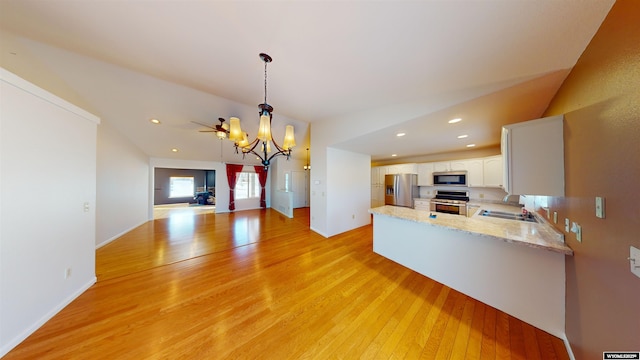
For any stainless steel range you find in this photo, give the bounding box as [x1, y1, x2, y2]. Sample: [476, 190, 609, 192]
[430, 190, 469, 216]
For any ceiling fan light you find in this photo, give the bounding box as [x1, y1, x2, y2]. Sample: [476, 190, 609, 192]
[257, 113, 272, 142]
[228, 117, 243, 142]
[283, 125, 296, 150]
[216, 131, 227, 139]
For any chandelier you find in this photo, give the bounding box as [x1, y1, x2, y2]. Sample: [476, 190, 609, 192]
[228, 53, 296, 169]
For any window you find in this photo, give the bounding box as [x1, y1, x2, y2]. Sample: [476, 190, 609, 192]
[169, 176, 195, 198]
[235, 172, 260, 200]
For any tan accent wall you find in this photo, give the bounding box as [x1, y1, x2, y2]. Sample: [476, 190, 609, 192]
[542, 0, 640, 357]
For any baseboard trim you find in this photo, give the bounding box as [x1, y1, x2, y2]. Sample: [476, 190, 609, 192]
[96, 220, 147, 249]
[562, 334, 575, 360]
[0, 276, 96, 358]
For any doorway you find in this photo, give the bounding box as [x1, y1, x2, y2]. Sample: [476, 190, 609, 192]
[291, 170, 309, 208]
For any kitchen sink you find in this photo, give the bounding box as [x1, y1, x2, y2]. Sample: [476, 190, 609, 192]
[479, 209, 538, 223]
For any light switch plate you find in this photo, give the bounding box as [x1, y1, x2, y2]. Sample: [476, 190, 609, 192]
[595, 197, 605, 218]
[565, 218, 570, 232]
[631, 246, 640, 279]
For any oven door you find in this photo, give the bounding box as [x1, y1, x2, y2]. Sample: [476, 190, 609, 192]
[430, 201, 467, 215]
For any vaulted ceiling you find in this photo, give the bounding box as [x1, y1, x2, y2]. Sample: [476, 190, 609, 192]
[0, 1, 614, 163]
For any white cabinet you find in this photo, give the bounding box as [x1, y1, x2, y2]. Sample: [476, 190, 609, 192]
[502, 115, 564, 196]
[371, 184, 385, 208]
[483, 156, 503, 188]
[449, 161, 468, 171]
[371, 166, 388, 186]
[387, 163, 417, 174]
[414, 199, 431, 211]
[462, 159, 484, 187]
[417, 163, 434, 186]
[432, 162, 451, 172]
[371, 166, 386, 207]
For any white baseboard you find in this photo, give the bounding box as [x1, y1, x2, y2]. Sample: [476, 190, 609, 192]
[0, 276, 96, 358]
[562, 334, 575, 360]
[310, 226, 329, 238]
[96, 220, 147, 249]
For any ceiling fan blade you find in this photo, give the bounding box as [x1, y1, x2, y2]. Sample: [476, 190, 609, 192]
[191, 120, 216, 129]
[199, 130, 215, 133]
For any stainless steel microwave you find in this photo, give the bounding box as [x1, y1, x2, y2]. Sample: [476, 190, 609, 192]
[433, 171, 468, 186]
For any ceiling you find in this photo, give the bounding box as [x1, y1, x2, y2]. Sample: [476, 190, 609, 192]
[0, 1, 614, 164]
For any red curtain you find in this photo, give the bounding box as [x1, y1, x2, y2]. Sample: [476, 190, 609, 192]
[254, 166, 268, 208]
[226, 164, 244, 211]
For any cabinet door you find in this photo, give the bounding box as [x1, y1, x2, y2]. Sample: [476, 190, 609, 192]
[399, 163, 418, 174]
[432, 162, 450, 172]
[503, 115, 564, 196]
[449, 161, 467, 171]
[417, 163, 434, 186]
[464, 159, 484, 187]
[483, 156, 503, 188]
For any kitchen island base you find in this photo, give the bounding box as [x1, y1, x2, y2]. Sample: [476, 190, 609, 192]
[372, 212, 566, 340]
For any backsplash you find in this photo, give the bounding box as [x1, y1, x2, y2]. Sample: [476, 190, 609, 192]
[419, 186, 509, 202]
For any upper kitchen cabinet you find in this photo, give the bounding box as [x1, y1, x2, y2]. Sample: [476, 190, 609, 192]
[371, 166, 386, 186]
[432, 161, 452, 172]
[463, 159, 484, 187]
[501, 115, 564, 196]
[483, 155, 503, 188]
[417, 163, 434, 186]
[387, 163, 418, 175]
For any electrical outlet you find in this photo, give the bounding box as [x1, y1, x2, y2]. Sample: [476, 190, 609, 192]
[479, 193, 484, 199]
[65, 267, 72, 279]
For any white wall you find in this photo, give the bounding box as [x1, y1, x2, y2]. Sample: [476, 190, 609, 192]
[96, 120, 150, 247]
[0, 69, 99, 357]
[326, 148, 371, 236]
[308, 142, 371, 237]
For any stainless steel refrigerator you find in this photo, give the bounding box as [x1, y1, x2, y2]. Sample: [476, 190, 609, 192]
[384, 173, 419, 208]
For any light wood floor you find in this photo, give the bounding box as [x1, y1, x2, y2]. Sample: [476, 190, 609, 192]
[5, 208, 569, 359]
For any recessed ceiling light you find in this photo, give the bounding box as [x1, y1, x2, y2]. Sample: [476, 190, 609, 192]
[391, 154, 397, 157]
[466, 144, 476, 148]
[396, 132, 406, 137]
[150, 118, 161, 124]
[171, 148, 179, 152]
[448, 118, 462, 124]
[457, 134, 468, 139]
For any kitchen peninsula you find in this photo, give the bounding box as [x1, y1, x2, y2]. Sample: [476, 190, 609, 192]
[369, 204, 572, 339]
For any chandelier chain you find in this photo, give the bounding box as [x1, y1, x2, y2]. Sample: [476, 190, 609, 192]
[264, 60, 268, 105]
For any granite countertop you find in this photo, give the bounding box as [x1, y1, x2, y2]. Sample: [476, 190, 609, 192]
[369, 203, 573, 255]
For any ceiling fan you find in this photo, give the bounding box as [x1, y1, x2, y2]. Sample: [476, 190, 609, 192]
[192, 118, 229, 139]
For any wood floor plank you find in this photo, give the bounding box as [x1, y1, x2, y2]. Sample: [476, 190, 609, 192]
[522, 322, 543, 360]
[4, 208, 570, 360]
[464, 299, 486, 360]
[429, 290, 467, 360]
[449, 296, 476, 359]
[480, 305, 498, 359]
[495, 310, 512, 360]
[508, 315, 527, 360]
